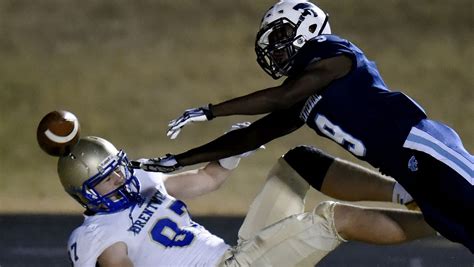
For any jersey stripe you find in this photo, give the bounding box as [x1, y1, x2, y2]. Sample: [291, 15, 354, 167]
[403, 127, 473, 185]
[300, 94, 322, 122]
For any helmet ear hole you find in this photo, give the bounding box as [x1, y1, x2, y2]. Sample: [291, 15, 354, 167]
[309, 24, 316, 33]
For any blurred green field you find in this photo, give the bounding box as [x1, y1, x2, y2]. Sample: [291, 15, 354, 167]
[0, 0, 472, 214]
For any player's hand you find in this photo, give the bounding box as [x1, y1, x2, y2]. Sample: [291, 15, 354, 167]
[167, 105, 214, 139]
[129, 154, 182, 173]
[218, 122, 265, 170]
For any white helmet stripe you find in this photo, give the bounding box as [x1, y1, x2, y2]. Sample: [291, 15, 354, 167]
[44, 119, 79, 144]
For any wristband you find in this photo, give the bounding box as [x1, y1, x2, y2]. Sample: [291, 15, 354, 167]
[205, 104, 215, 120]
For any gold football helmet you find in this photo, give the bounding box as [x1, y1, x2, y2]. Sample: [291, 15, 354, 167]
[57, 136, 141, 213]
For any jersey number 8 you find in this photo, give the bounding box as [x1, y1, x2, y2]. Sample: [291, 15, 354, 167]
[315, 114, 366, 157]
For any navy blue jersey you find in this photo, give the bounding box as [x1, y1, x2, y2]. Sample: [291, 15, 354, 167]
[281, 35, 473, 251]
[290, 35, 427, 170]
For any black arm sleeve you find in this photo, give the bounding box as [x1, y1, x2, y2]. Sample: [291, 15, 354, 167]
[175, 101, 306, 166]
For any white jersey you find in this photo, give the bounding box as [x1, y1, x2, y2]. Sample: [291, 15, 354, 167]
[67, 170, 230, 267]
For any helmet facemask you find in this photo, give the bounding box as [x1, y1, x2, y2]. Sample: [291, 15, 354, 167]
[81, 150, 142, 213]
[256, 18, 299, 79]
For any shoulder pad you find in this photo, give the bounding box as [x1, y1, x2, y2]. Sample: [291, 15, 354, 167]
[290, 34, 355, 75]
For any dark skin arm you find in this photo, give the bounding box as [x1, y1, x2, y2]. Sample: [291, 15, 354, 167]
[176, 104, 305, 166]
[210, 55, 352, 116]
[175, 55, 353, 166]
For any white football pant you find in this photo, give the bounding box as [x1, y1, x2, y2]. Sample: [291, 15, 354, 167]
[219, 158, 345, 267]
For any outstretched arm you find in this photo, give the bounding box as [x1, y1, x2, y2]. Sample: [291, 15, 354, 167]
[163, 162, 232, 200]
[167, 55, 352, 139]
[211, 55, 352, 116]
[175, 104, 305, 166]
[134, 105, 305, 173]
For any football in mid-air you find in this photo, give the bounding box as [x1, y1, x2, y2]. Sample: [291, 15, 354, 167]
[37, 110, 80, 156]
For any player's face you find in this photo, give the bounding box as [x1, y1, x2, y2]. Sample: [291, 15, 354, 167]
[94, 166, 126, 198]
[268, 23, 294, 66]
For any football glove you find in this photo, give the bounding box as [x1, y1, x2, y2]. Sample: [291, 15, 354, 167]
[129, 154, 182, 173]
[167, 105, 214, 139]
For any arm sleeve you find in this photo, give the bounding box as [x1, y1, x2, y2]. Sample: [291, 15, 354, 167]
[176, 101, 306, 166]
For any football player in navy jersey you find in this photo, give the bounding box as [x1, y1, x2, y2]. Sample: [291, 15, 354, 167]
[135, 0, 473, 252]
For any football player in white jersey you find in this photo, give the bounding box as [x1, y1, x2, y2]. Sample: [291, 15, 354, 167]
[59, 134, 435, 266]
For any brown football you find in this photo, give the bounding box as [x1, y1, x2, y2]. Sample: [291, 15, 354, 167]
[37, 110, 80, 156]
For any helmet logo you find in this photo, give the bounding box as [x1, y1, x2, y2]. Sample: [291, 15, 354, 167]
[293, 3, 317, 17]
[255, 1, 330, 79]
[408, 155, 419, 172]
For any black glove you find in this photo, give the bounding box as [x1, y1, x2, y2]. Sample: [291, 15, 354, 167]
[129, 154, 182, 173]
